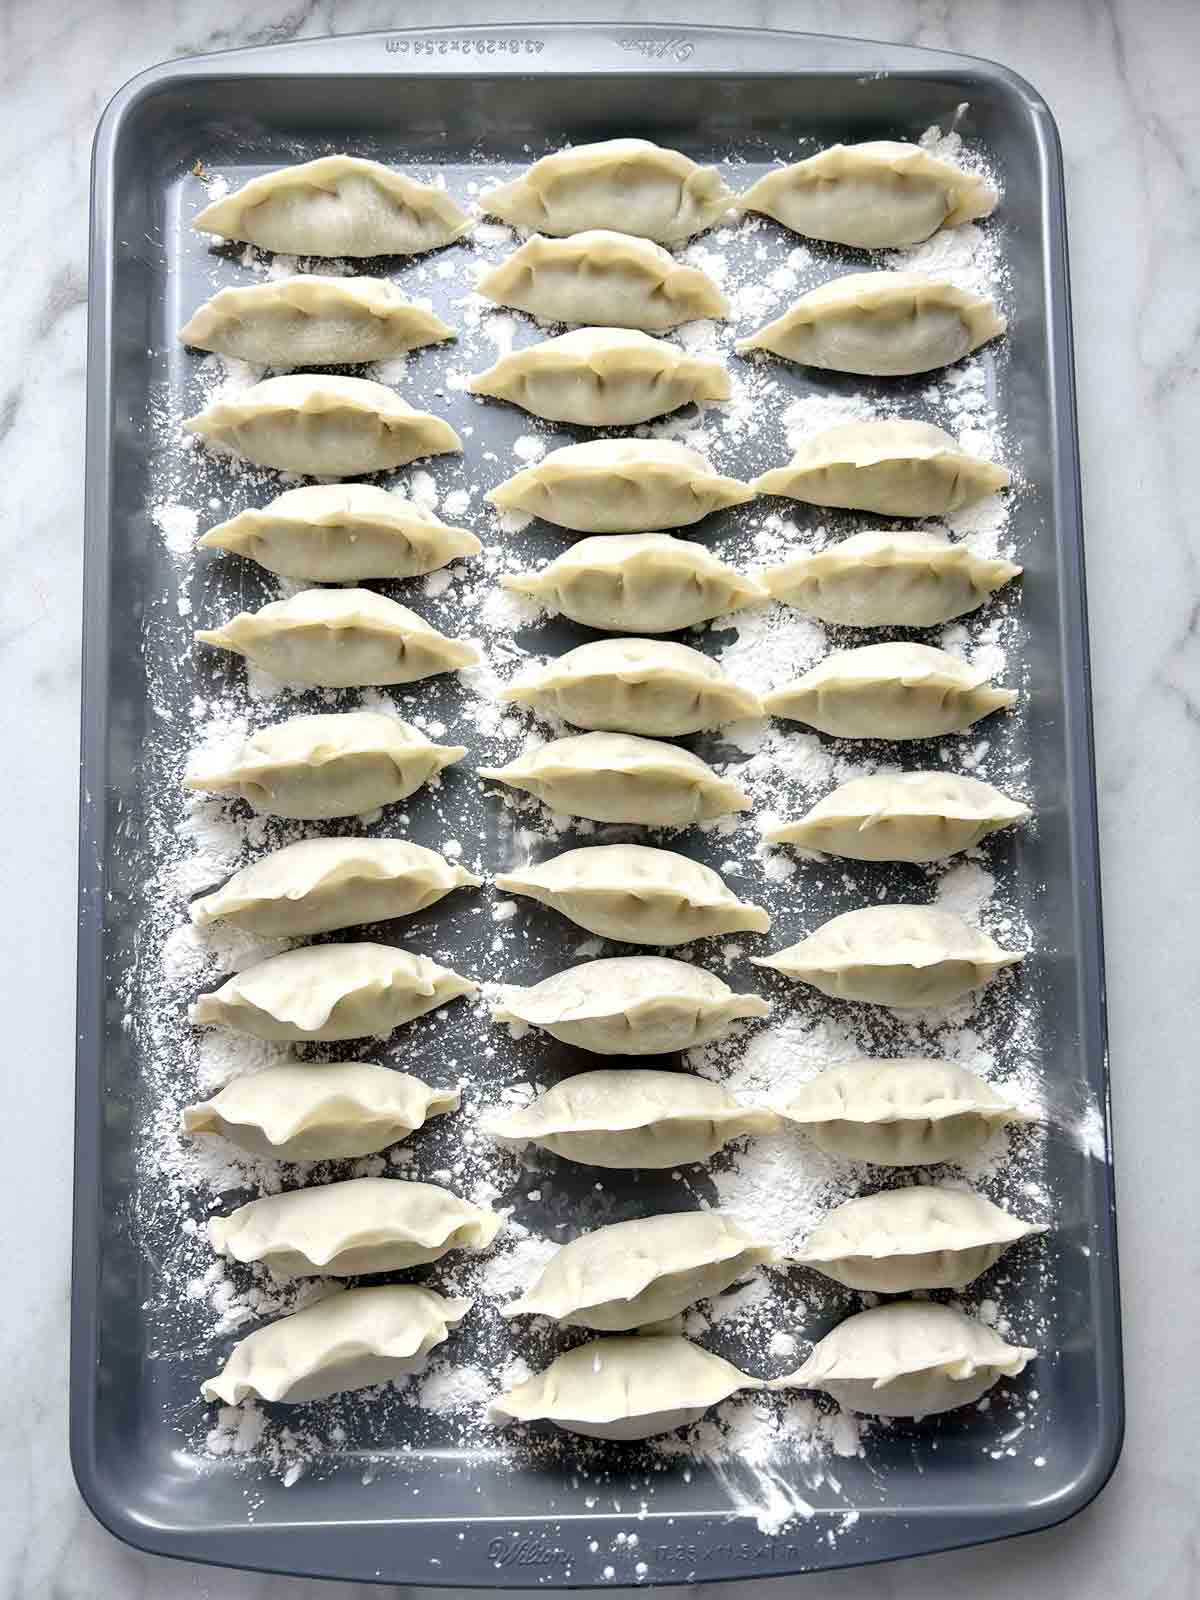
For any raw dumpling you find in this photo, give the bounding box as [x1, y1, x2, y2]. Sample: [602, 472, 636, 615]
[179, 276, 455, 366]
[736, 272, 1005, 376]
[739, 142, 997, 249]
[191, 942, 476, 1041]
[183, 711, 465, 820]
[190, 838, 480, 937]
[467, 328, 729, 426]
[752, 421, 1009, 517]
[210, 1177, 499, 1278]
[501, 638, 762, 735]
[763, 643, 1016, 740]
[195, 589, 479, 688]
[762, 529, 1020, 627]
[182, 1063, 460, 1160]
[183, 374, 462, 476]
[503, 534, 764, 633]
[487, 438, 753, 533]
[478, 230, 727, 330]
[483, 139, 735, 243]
[772, 1300, 1035, 1418]
[779, 1057, 1037, 1166]
[790, 1185, 1045, 1292]
[199, 484, 481, 582]
[479, 732, 751, 827]
[202, 1285, 471, 1405]
[765, 772, 1030, 862]
[752, 905, 1023, 1009]
[491, 1335, 759, 1440]
[484, 1068, 778, 1168]
[494, 843, 770, 946]
[502, 1212, 776, 1330]
[193, 155, 471, 256]
[493, 955, 768, 1055]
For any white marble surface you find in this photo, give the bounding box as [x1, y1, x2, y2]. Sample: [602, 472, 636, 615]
[2, 0, 1196, 1595]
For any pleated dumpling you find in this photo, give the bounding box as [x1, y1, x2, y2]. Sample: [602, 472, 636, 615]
[182, 1063, 460, 1161]
[209, 1177, 499, 1277]
[199, 484, 481, 582]
[191, 942, 477, 1041]
[501, 638, 762, 736]
[765, 772, 1030, 862]
[196, 589, 478, 688]
[502, 1212, 776, 1330]
[487, 439, 754, 533]
[482, 139, 735, 243]
[494, 843, 769, 946]
[478, 230, 727, 331]
[193, 155, 471, 256]
[493, 956, 768, 1055]
[752, 421, 1009, 518]
[752, 905, 1023, 1009]
[478, 732, 751, 827]
[736, 272, 1005, 376]
[763, 529, 1020, 627]
[503, 534, 765, 633]
[779, 1057, 1037, 1166]
[184, 712, 465, 820]
[202, 1285, 472, 1406]
[490, 1335, 760, 1440]
[467, 328, 729, 427]
[484, 1068, 779, 1168]
[190, 838, 480, 937]
[183, 375, 462, 476]
[772, 1301, 1035, 1418]
[179, 276, 455, 366]
[740, 142, 997, 249]
[763, 643, 1015, 740]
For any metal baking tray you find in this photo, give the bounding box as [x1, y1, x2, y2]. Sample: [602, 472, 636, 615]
[74, 21, 1121, 1588]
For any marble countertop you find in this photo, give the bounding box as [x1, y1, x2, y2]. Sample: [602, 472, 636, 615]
[4, 1, 1195, 1595]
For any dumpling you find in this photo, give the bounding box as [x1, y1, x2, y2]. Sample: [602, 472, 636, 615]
[501, 638, 762, 735]
[182, 1063, 460, 1160]
[482, 139, 735, 243]
[739, 142, 997, 249]
[209, 1176, 499, 1277]
[765, 772, 1030, 862]
[494, 843, 769, 946]
[503, 534, 764, 633]
[490, 1335, 759, 1440]
[763, 643, 1015, 740]
[183, 374, 462, 476]
[179, 276, 454, 366]
[487, 439, 754, 533]
[477, 230, 727, 331]
[183, 711, 465, 820]
[202, 1285, 471, 1405]
[483, 1068, 779, 1168]
[191, 942, 476, 1041]
[736, 272, 1005, 376]
[778, 1057, 1037, 1166]
[502, 1212, 776, 1330]
[193, 155, 471, 256]
[771, 1300, 1035, 1418]
[492, 956, 768, 1055]
[478, 732, 751, 827]
[466, 328, 729, 426]
[190, 838, 481, 937]
[752, 905, 1023, 1009]
[195, 588, 479, 688]
[752, 420, 1009, 517]
[762, 529, 1020, 627]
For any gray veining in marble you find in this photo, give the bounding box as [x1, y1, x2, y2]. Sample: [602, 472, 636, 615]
[1, 0, 1197, 1595]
